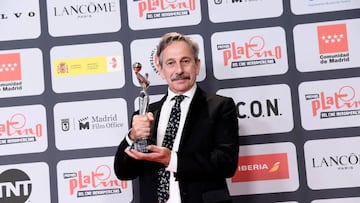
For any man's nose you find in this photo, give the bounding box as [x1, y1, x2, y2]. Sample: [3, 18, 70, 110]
[174, 62, 185, 72]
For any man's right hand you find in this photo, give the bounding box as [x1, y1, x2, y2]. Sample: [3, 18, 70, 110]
[129, 112, 154, 141]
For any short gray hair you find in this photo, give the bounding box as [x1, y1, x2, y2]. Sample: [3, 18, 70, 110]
[156, 32, 199, 66]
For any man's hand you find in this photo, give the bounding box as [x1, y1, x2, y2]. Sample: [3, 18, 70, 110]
[125, 145, 171, 166]
[130, 112, 154, 141]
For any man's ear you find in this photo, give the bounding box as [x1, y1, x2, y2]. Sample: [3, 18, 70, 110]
[156, 62, 165, 79]
[195, 59, 201, 75]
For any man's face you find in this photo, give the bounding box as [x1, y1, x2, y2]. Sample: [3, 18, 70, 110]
[158, 41, 200, 94]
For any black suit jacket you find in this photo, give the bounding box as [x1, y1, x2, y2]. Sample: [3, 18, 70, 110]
[114, 87, 239, 203]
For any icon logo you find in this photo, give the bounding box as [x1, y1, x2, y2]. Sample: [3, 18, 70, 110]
[317, 23, 348, 54]
[0, 53, 22, 82]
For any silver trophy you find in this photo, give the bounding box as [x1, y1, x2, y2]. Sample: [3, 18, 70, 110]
[131, 62, 152, 153]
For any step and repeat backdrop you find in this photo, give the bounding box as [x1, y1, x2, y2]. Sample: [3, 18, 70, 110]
[1, 0, 360, 203]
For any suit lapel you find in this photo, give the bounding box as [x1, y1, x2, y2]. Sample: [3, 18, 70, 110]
[149, 95, 167, 143]
[178, 87, 206, 150]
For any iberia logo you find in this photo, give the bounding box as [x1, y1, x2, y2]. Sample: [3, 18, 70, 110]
[232, 153, 289, 182]
[317, 23, 348, 54]
[0, 53, 22, 82]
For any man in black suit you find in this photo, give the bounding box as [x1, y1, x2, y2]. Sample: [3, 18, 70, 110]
[114, 32, 239, 203]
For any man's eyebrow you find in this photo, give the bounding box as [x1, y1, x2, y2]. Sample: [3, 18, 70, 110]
[165, 56, 191, 61]
[164, 58, 175, 62]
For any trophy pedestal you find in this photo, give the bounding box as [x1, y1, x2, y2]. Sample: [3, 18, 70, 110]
[131, 137, 152, 153]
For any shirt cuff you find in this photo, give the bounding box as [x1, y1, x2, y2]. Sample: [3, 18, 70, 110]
[125, 128, 134, 145]
[166, 151, 178, 173]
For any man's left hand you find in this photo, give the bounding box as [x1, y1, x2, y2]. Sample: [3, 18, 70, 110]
[125, 145, 171, 166]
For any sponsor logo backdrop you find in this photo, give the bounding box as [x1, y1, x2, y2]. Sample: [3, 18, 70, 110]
[0, 0, 359, 202]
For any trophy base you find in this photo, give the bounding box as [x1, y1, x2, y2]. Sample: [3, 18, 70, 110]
[131, 137, 152, 153]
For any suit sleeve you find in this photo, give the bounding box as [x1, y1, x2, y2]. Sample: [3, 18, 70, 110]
[113, 108, 162, 180]
[113, 135, 139, 180]
[176, 97, 239, 180]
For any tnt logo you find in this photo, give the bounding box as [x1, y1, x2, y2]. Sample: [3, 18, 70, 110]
[0, 169, 32, 203]
[0, 53, 22, 82]
[317, 23, 349, 54]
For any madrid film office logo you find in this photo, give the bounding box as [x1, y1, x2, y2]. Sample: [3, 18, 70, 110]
[61, 117, 90, 132]
[0, 169, 32, 203]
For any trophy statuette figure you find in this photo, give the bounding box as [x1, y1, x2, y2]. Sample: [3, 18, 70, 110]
[131, 62, 152, 153]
